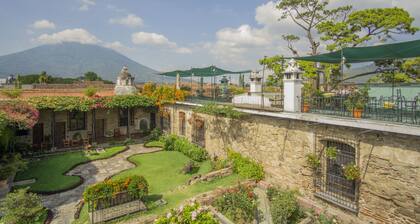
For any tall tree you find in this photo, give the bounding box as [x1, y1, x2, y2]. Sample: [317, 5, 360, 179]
[83, 71, 102, 81]
[317, 7, 419, 51]
[259, 55, 286, 86]
[38, 71, 50, 84]
[276, 0, 352, 56]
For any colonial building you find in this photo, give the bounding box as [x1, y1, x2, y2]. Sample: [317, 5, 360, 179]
[16, 67, 156, 150]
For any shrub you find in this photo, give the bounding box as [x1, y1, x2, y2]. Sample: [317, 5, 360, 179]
[343, 163, 361, 180]
[162, 135, 208, 162]
[1, 88, 22, 99]
[211, 157, 230, 170]
[83, 175, 148, 209]
[149, 128, 162, 141]
[227, 149, 264, 180]
[193, 103, 245, 119]
[306, 153, 320, 169]
[267, 188, 304, 224]
[123, 138, 134, 145]
[155, 202, 218, 224]
[0, 188, 45, 224]
[83, 86, 98, 97]
[213, 185, 259, 224]
[0, 153, 27, 181]
[181, 161, 200, 174]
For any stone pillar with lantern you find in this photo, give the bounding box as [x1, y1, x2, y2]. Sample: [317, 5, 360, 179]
[283, 59, 303, 112]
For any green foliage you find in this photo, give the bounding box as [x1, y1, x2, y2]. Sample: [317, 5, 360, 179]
[181, 161, 200, 174]
[83, 86, 98, 97]
[306, 153, 320, 169]
[193, 103, 245, 119]
[149, 128, 163, 141]
[343, 163, 361, 180]
[0, 111, 8, 135]
[0, 153, 27, 180]
[0, 188, 45, 224]
[155, 202, 218, 224]
[1, 88, 22, 99]
[259, 55, 285, 86]
[27, 96, 94, 111]
[267, 188, 304, 224]
[228, 85, 246, 95]
[318, 8, 419, 51]
[227, 149, 264, 180]
[83, 71, 102, 81]
[213, 185, 259, 224]
[211, 157, 230, 171]
[343, 87, 369, 110]
[162, 135, 208, 162]
[325, 147, 337, 160]
[83, 175, 148, 206]
[315, 214, 336, 224]
[104, 95, 155, 109]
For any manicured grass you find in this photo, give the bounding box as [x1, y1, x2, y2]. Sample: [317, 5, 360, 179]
[15, 146, 126, 193]
[144, 140, 164, 148]
[73, 151, 243, 224]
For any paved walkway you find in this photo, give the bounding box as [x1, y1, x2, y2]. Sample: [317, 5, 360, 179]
[41, 144, 161, 224]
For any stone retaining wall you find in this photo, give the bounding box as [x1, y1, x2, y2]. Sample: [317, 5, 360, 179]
[164, 104, 420, 224]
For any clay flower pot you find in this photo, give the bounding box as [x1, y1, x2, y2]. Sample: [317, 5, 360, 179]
[303, 104, 310, 113]
[352, 108, 363, 119]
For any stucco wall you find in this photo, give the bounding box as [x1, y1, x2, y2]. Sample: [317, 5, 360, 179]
[165, 104, 420, 224]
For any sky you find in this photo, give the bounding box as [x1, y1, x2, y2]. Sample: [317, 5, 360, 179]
[1, 0, 420, 72]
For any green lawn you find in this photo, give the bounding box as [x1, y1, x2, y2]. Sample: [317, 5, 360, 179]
[73, 151, 243, 224]
[15, 146, 126, 193]
[144, 140, 164, 148]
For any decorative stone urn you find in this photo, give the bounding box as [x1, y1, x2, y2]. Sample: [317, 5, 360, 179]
[114, 66, 138, 95]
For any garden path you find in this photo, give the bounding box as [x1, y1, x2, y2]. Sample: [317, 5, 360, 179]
[254, 187, 273, 224]
[41, 144, 162, 224]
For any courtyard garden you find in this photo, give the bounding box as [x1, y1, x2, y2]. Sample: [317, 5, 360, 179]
[14, 145, 127, 193]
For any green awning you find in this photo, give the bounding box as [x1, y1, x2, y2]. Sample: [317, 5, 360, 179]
[293, 39, 420, 64]
[159, 66, 251, 77]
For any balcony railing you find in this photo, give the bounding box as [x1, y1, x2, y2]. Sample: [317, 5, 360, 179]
[304, 95, 420, 125]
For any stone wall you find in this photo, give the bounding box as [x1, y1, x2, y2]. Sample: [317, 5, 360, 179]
[164, 104, 420, 224]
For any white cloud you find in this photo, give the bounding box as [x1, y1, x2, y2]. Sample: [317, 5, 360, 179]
[36, 28, 100, 44]
[79, 0, 95, 11]
[109, 14, 143, 28]
[104, 41, 131, 53]
[31, 19, 56, 29]
[131, 32, 191, 54]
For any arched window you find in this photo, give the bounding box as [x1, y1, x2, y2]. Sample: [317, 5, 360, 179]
[314, 139, 359, 212]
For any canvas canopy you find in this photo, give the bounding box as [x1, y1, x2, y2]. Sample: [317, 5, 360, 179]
[293, 39, 420, 64]
[159, 66, 251, 77]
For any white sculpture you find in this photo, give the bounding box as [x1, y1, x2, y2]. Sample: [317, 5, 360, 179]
[114, 66, 138, 95]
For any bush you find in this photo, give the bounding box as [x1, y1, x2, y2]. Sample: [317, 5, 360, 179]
[193, 103, 245, 119]
[227, 149, 264, 180]
[83, 86, 98, 97]
[0, 188, 45, 224]
[149, 128, 162, 141]
[267, 188, 304, 224]
[211, 157, 230, 170]
[213, 185, 259, 224]
[155, 202, 218, 224]
[83, 175, 148, 208]
[1, 88, 22, 99]
[162, 135, 208, 162]
[181, 161, 200, 174]
[0, 153, 27, 180]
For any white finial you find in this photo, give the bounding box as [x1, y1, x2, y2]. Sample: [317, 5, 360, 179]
[285, 59, 302, 74]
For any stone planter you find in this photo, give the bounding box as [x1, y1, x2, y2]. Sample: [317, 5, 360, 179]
[89, 199, 146, 223]
[352, 108, 363, 119]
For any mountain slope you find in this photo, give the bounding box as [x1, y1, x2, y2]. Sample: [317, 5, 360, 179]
[0, 43, 161, 82]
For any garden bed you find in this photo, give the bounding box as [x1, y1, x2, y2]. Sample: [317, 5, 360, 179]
[14, 146, 127, 193]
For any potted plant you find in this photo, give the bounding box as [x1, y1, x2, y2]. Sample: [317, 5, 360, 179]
[325, 146, 338, 160]
[343, 163, 361, 181]
[303, 98, 311, 113]
[306, 153, 321, 169]
[344, 87, 369, 119]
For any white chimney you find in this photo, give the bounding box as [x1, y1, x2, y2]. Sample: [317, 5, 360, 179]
[283, 59, 303, 112]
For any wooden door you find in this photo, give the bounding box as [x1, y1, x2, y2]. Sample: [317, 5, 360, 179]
[32, 123, 44, 145]
[54, 122, 66, 148]
[95, 119, 105, 138]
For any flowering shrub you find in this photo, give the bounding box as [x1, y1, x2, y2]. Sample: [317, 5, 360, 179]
[227, 149, 264, 181]
[154, 202, 218, 224]
[0, 101, 39, 129]
[83, 175, 148, 209]
[267, 187, 304, 224]
[213, 185, 259, 224]
[162, 135, 208, 162]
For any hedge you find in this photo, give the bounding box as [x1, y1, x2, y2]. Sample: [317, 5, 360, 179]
[227, 149, 264, 181]
[162, 135, 208, 162]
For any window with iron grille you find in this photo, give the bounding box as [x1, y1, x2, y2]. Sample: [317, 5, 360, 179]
[69, 111, 86, 131]
[179, 112, 186, 136]
[192, 119, 205, 147]
[314, 139, 359, 213]
[118, 109, 134, 127]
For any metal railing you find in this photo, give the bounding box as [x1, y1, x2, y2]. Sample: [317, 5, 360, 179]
[304, 95, 420, 125]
